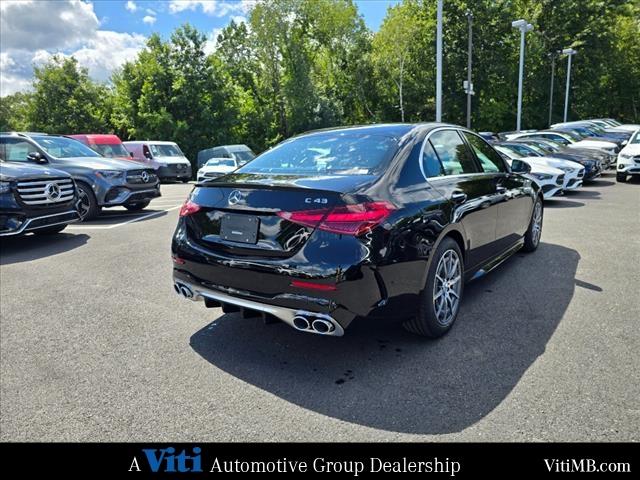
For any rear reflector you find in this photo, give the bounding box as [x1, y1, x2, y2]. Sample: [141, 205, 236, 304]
[290, 280, 337, 291]
[179, 200, 201, 217]
[172, 255, 186, 265]
[278, 201, 394, 236]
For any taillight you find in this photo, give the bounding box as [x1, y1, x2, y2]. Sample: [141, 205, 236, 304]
[278, 201, 394, 236]
[179, 200, 201, 217]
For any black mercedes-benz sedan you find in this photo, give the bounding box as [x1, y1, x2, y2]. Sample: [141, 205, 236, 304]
[172, 123, 543, 338]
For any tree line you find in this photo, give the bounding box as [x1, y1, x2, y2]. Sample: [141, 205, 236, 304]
[1, 0, 638, 163]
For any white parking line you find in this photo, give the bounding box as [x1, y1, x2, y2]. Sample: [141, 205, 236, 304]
[66, 205, 181, 230]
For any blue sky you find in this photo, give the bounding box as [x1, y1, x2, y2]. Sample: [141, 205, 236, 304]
[0, 0, 400, 96]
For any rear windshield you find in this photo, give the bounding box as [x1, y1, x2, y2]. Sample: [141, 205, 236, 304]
[237, 133, 398, 176]
[151, 144, 183, 157]
[91, 143, 130, 158]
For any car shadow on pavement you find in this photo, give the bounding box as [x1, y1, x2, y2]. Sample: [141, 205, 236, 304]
[190, 242, 580, 434]
[0, 233, 89, 265]
[80, 209, 169, 227]
[544, 199, 585, 208]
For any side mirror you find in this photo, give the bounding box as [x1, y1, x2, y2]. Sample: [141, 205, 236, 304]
[129, 151, 134, 158]
[511, 159, 531, 174]
[27, 152, 47, 164]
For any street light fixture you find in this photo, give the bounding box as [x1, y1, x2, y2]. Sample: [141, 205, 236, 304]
[547, 50, 561, 126]
[512, 19, 533, 131]
[562, 48, 577, 122]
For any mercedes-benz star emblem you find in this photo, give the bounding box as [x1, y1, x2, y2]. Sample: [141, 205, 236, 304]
[141, 171, 149, 182]
[228, 190, 243, 205]
[44, 182, 61, 201]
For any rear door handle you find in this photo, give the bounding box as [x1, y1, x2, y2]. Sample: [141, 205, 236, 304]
[451, 191, 467, 204]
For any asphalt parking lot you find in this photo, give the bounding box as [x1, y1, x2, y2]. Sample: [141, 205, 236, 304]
[1, 176, 639, 442]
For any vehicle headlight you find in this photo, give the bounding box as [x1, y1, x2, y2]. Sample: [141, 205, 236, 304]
[0, 181, 11, 194]
[619, 153, 631, 159]
[559, 167, 574, 173]
[96, 170, 125, 180]
[534, 173, 553, 180]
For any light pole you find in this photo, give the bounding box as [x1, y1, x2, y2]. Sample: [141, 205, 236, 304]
[512, 19, 533, 131]
[562, 48, 577, 122]
[547, 51, 559, 126]
[435, 0, 443, 122]
[465, 10, 473, 129]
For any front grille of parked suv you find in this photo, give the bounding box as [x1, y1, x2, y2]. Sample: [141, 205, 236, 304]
[16, 177, 75, 206]
[126, 169, 158, 184]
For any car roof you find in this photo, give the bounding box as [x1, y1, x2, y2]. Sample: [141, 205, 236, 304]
[123, 140, 178, 145]
[67, 134, 122, 144]
[300, 122, 465, 140]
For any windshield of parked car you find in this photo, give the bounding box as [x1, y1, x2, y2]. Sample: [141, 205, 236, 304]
[232, 150, 255, 163]
[90, 143, 130, 158]
[33, 136, 101, 158]
[494, 145, 522, 159]
[630, 131, 640, 144]
[237, 133, 398, 176]
[206, 159, 236, 168]
[150, 144, 183, 157]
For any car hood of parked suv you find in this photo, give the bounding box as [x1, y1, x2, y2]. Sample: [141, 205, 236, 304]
[53, 156, 150, 171]
[0, 161, 71, 181]
[619, 143, 640, 157]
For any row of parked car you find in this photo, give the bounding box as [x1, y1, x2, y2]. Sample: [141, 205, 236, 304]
[476, 118, 640, 198]
[0, 131, 256, 236]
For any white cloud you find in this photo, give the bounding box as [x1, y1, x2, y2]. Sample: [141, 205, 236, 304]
[0, 0, 100, 51]
[203, 28, 225, 55]
[142, 15, 157, 25]
[146, 8, 156, 15]
[168, 0, 254, 17]
[125, 1, 138, 13]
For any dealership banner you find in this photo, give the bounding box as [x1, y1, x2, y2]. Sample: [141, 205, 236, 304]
[0, 443, 634, 476]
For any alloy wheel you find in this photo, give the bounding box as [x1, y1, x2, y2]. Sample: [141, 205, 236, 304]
[76, 188, 91, 220]
[433, 249, 462, 326]
[531, 201, 542, 247]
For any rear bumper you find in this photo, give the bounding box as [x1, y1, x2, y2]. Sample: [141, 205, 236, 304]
[0, 209, 79, 236]
[173, 270, 345, 336]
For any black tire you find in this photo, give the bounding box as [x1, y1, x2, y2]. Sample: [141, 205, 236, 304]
[616, 172, 627, 183]
[522, 196, 543, 253]
[33, 224, 67, 235]
[75, 183, 100, 221]
[403, 237, 464, 338]
[181, 178, 190, 183]
[124, 200, 151, 211]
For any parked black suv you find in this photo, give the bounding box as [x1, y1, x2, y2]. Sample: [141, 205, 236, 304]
[172, 123, 542, 338]
[0, 160, 79, 236]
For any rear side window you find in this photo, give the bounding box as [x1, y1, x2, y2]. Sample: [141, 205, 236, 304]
[463, 133, 507, 173]
[422, 141, 444, 177]
[429, 130, 478, 175]
[1, 139, 35, 162]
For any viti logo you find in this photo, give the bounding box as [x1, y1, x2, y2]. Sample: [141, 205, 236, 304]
[129, 446, 203, 473]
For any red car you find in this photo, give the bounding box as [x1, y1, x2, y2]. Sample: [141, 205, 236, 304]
[66, 134, 133, 161]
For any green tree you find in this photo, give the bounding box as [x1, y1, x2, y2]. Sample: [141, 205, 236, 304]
[0, 92, 32, 131]
[27, 56, 111, 134]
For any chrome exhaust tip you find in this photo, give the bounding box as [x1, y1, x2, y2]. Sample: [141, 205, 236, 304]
[311, 318, 334, 334]
[174, 282, 194, 299]
[293, 315, 311, 330]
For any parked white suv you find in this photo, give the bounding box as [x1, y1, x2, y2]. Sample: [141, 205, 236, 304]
[196, 158, 240, 182]
[616, 129, 640, 182]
